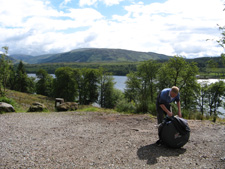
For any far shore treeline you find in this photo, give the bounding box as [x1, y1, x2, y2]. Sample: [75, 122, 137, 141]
[0, 45, 225, 122]
[23, 56, 225, 78]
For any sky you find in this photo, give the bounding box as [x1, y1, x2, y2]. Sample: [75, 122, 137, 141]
[0, 0, 224, 58]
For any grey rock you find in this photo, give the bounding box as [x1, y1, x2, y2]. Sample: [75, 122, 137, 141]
[28, 102, 47, 112]
[56, 102, 78, 111]
[0, 102, 15, 112]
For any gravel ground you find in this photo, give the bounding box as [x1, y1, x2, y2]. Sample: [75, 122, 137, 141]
[0, 112, 224, 169]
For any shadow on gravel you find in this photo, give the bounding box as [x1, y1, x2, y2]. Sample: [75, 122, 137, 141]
[137, 143, 186, 165]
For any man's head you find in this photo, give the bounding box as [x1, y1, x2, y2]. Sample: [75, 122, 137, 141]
[170, 86, 179, 98]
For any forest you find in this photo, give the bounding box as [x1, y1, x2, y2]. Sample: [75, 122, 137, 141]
[1, 46, 225, 122]
[22, 56, 225, 78]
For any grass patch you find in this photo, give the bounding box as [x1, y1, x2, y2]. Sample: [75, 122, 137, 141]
[77, 105, 118, 114]
[5, 89, 55, 112]
[77, 105, 101, 112]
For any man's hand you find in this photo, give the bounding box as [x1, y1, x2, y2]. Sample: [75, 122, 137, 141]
[160, 104, 173, 117]
[167, 111, 173, 117]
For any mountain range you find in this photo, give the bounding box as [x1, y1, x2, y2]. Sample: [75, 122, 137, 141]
[10, 48, 172, 64]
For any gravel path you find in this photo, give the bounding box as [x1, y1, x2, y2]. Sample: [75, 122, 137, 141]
[0, 112, 224, 168]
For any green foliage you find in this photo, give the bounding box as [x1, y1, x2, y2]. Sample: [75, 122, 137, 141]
[111, 88, 124, 108]
[53, 67, 77, 102]
[222, 53, 225, 66]
[80, 68, 100, 104]
[36, 69, 53, 97]
[125, 60, 160, 113]
[157, 56, 199, 109]
[99, 71, 116, 108]
[0, 46, 11, 96]
[25, 62, 138, 76]
[0, 96, 19, 113]
[124, 72, 140, 102]
[196, 83, 209, 116]
[218, 26, 225, 49]
[115, 99, 136, 114]
[207, 81, 225, 122]
[0, 97, 17, 107]
[182, 109, 203, 120]
[14, 61, 31, 93]
[147, 103, 157, 115]
[7, 66, 16, 90]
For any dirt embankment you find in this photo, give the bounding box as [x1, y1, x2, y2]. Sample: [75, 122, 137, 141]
[0, 112, 224, 168]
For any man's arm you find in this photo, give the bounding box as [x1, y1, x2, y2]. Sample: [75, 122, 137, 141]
[159, 104, 173, 117]
[177, 101, 182, 117]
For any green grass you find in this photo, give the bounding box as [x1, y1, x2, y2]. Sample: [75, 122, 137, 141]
[77, 105, 118, 114]
[5, 89, 55, 112]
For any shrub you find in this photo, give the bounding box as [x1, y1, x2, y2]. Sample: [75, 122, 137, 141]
[148, 103, 157, 115]
[0, 97, 17, 107]
[115, 99, 136, 114]
[0, 97, 18, 113]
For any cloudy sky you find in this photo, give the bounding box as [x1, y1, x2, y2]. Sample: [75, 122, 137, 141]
[0, 0, 224, 58]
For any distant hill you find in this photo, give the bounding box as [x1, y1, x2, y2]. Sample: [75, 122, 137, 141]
[0, 54, 17, 63]
[9, 54, 33, 63]
[10, 48, 221, 66]
[11, 48, 172, 64]
[187, 56, 224, 68]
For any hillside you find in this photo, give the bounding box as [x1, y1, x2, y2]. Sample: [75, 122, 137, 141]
[0, 54, 17, 63]
[11, 48, 172, 64]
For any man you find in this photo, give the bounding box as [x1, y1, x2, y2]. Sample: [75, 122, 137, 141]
[156, 86, 182, 125]
[155, 86, 182, 145]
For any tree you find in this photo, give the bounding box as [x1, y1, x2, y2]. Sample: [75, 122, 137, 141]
[14, 61, 30, 93]
[179, 62, 199, 110]
[36, 69, 53, 97]
[74, 68, 100, 105]
[73, 69, 83, 104]
[217, 25, 225, 67]
[124, 72, 140, 103]
[196, 83, 209, 118]
[207, 59, 218, 76]
[158, 56, 187, 87]
[124, 60, 160, 113]
[0, 46, 11, 96]
[80, 68, 100, 105]
[7, 65, 16, 90]
[157, 64, 171, 91]
[99, 69, 116, 108]
[157, 56, 199, 111]
[53, 67, 77, 102]
[222, 53, 225, 66]
[137, 60, 159, 103]
[207, 81, 225, 122]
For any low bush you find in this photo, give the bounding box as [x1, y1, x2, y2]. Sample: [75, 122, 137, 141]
[0, 97, 19, 113]
[115, 99, 136, 114]
[0, 97, 17, 107]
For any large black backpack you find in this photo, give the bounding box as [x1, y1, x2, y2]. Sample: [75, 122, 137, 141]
[158, 116, 190, 148]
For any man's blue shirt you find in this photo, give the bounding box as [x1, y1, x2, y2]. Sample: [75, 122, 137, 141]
[158, 88, 180, 105]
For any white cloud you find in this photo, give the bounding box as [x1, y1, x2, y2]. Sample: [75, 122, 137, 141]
[0, 0, 104, 55]
[79, 0, 98, 6]
[110, 0, 225, 57]
[60, 0, 72, 8]
[79, 0, 125, 7]
[0, 0, 224, 57]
